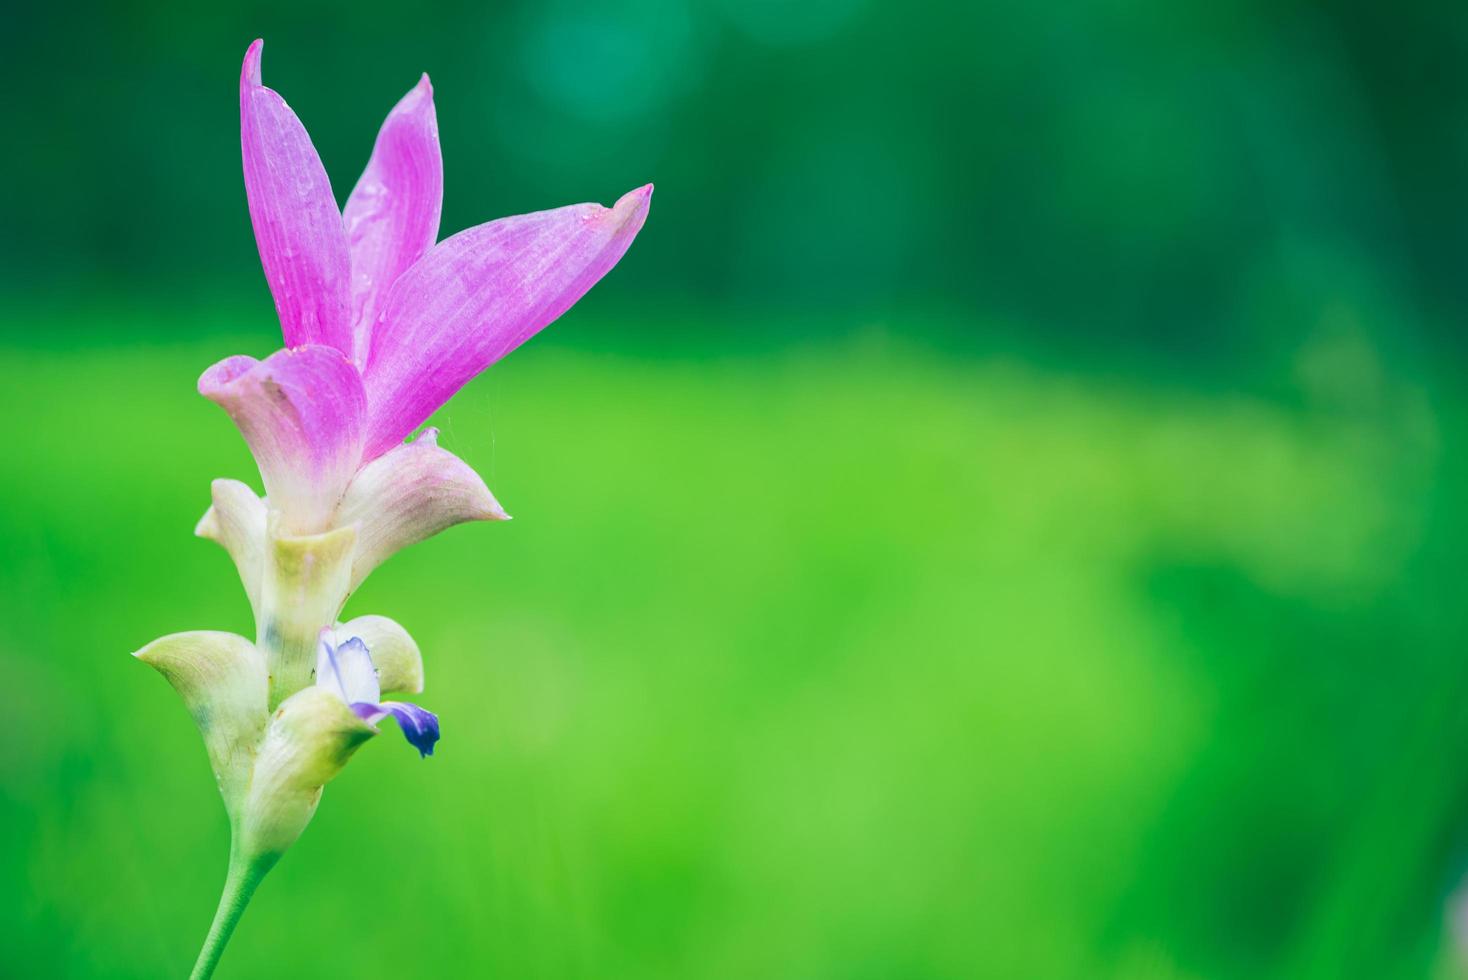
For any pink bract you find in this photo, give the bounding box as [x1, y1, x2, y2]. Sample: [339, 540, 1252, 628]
[206, 39, 651, 540]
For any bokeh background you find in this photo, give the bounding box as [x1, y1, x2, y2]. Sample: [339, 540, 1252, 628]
[2, 0, 1466, 977]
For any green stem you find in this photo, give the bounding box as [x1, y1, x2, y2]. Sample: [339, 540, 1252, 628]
[189, 843, 274, 980]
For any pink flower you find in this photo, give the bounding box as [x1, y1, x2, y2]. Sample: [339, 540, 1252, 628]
[199, 39, 651, 583]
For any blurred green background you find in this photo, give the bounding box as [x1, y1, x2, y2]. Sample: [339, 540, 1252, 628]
[2, 0, 1466, 977]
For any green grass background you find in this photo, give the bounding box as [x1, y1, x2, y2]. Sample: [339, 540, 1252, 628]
[1, 304, 1462, 978]
[6, 0, 1468, 975]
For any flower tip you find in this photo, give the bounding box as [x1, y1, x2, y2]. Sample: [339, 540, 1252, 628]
[606, 183, 652, 235]
[393, 73, 435, 116]
[243, 39, 264, 86]
[468, 489, 510, 522]
[616, 183, 653, 212]
[198, 353, 258, 399]
[132, 637, 164, 664]
[194, 505, 220, 540]
[400, 707, 440, 758]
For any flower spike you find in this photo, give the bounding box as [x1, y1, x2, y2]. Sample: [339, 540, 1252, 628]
[138, 38, 649, 979]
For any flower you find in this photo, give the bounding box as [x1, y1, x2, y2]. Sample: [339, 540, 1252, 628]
[315, 629, 440, 757]
[201, 39, 651, 563]
[136, 40, 650, 976]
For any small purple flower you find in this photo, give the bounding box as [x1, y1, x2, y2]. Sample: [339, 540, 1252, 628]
[316, 630, 440, 758]
[202, 39, 651, 544]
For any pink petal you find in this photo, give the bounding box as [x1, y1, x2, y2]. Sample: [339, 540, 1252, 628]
[199, 346, 367, 536]
[360, 184, 653, 459]
[241, 39, 354, 357]
[343, 74, 443, 362]
[334, 427, 508, 589]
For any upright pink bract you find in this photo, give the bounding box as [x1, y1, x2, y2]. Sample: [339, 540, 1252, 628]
[342, 74, 443, 363]
[239, 42, 355, 357]
[207, 39, 651, 548]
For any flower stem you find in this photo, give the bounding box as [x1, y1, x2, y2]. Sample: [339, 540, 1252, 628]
[189, 843, 274, 980]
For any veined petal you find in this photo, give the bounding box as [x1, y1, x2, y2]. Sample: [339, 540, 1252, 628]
[337, 614, 424, 694]
[239, 686, 375, 860]
[195, 478, 268, 616]
[241, 39, 354, 356]
[360, 184, 653, 458]
[354, 700, 440, 757]
[344, 74, 442, 360]
[335, 427, 508, 590]
[134, 631, 267, 813]
[199, 346, 366, 536]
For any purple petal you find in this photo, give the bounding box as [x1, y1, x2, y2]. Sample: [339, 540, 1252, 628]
[199, 346, 366, 535]
[344, 74, 443, 361]
[360, 184, 653, 459]
[241, 40, 354, 357]
[335, 427, 508, 589]
[317, 631, 382, 706]
[353, 700, 440, 757]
